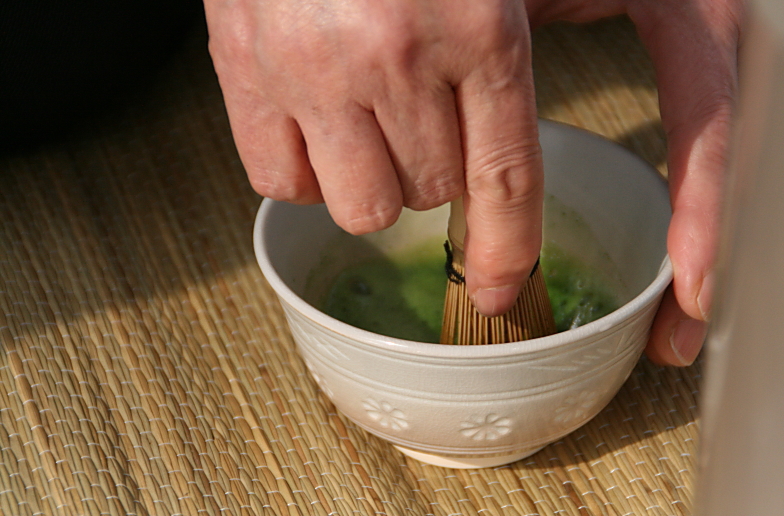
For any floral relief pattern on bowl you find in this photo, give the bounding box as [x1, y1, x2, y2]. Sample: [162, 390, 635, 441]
[459, 414, 512, 441]
[362, 398, 409, 431]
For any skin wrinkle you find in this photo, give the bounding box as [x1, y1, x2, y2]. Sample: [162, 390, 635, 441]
[669, 208, 715, 321]
[663, 90, 735, 161]
[459, 53, 530, 95]
[400, 163, 463, 210]
[339, 200, 402, 234]
[468, 243, 539, 275]
[249, 168, 316, 202]
[465, 139, 542, 202]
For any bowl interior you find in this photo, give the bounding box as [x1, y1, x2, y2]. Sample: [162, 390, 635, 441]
[256, 120, 670, 343]
[537, 121, 670, 297]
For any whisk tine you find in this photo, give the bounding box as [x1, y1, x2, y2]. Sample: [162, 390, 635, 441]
[440, 201, 557, 345]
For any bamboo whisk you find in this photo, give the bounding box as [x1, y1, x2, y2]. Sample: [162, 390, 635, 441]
[440, 198, 557, 345]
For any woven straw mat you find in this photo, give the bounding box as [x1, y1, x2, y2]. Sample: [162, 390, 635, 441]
[0, 16, 702, 516]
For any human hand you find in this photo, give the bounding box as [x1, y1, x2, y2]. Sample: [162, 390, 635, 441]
[527, 0, 742, 366]
[624, 0, 741, 367]
[204, 0, 743, 366]
[204, 0, 546, 318]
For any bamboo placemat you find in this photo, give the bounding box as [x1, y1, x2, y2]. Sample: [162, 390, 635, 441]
[0, 16, 701, 516]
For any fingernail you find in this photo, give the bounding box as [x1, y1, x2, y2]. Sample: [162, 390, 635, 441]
[471, 285, 519, 317]
[698, 270, 715, 321]
[669, 318, 707, 366]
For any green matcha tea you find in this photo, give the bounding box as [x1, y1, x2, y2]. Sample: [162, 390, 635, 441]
[317, 241, 446, 342]
[311, 241, 622, 342]
[540, 243, 620, 332]
[304, 198, 629, 343]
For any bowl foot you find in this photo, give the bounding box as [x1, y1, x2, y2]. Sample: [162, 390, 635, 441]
[394, 445, 545, 469]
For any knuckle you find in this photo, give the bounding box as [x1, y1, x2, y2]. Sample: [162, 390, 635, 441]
[206, 0, 258, 60]
[353, 8, 421, 76]
[673, 87, 734, 133]
[466, 136, 543, 205]
[336, 203, 402, 235]
[462, 0, 524, 52]
[247, 170, 316, 203]
[365, 14, 411, 52]
[248, 9, 334, 79]
[403, 173, 464, 211]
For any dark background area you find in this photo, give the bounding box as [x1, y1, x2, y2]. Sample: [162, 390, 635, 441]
[0, 1, 203, 149]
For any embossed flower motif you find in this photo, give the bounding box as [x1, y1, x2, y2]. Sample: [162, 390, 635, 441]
[459, 414, 512, 441]
[362, 399, 408, 431]
[554, 390, 600, 425]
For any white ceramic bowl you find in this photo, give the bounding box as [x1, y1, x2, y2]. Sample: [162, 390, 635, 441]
[253, 120, 672, 468]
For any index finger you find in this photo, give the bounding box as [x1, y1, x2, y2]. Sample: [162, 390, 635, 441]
[456, 22, 543, 317]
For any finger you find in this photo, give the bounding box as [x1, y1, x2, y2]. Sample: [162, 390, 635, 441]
[298, 103, 404, 234]
[204, 3, 324, 205]
[456, 32, 543, 317]
[234, 109, 324, 204]
[629, 0, 740, 323]
[646, 285, 707, 366]
[373, 81, 464, 211]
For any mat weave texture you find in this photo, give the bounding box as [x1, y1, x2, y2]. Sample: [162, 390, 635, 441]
[0, 17, 701, 516]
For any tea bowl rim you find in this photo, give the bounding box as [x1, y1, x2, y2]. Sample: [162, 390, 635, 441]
[253, 120, 673, 360]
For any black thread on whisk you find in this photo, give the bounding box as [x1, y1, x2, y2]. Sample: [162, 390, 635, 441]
[444, 240, 465, 285]
[529, 257, 541, 278]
